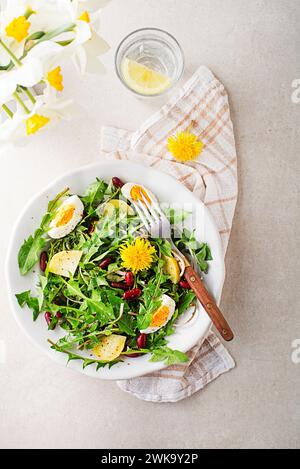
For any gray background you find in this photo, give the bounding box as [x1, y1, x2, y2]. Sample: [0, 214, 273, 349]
[0, 0, 299, 449]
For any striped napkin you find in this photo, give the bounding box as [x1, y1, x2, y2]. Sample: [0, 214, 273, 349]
[100, 66, 237, 402]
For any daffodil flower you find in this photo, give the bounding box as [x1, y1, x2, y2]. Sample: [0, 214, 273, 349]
[0, 57, 43, 104]
[70, 1, 110, 74]
[0, 90, 74, 144]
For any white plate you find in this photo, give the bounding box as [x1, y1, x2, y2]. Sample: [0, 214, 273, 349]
[6, 160, 225, 380]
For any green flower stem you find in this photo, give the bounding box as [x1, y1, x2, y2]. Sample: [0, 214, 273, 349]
[2, 104, 14, 119]
[23, 87, 36, 104]
[0, 38, 22, 67]
[13, 91, 30, 114]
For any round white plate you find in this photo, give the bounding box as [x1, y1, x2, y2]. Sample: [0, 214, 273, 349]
[6, 160, 225, 380]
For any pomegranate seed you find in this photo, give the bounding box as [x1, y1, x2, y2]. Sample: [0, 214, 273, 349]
[56, 312, 63, 319]
[137, 333, 147, 349]
[179, 280, 191, 289]
[125, 271, 134, 287]
[110, 281, 129, 291]
[112, 177, 124, 188]
[123, 288, 142, 301]
[99, 257, 113, 269]
[40, 251, 48, 272]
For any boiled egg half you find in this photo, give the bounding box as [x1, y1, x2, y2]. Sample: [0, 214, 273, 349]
[48, 195, 84, 239]
[121, 183, 157, 206]
[141, 294, 176, 334]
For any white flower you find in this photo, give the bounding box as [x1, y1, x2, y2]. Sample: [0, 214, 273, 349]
[70, 1, 110, 74]
[0, 89, 75, 143]
[0, 0, 74, 66]
[0, 57, 43, 104]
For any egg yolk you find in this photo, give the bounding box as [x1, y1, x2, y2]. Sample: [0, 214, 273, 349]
[55, 205, 75, 227]
[150, 305, 170, 327]
[130, 185, 152, 205]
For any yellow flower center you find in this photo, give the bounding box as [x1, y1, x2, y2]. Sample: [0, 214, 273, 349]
[47, 66, 64, 92]
[78, 11, 90, 23]
[120, 238, 156, 274]
[26, 114, 50, 136]
[5, 16, 30, 42]
[167, 131, 204, 162]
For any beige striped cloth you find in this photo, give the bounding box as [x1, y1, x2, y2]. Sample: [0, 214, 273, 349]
[100, 66, 237, 402]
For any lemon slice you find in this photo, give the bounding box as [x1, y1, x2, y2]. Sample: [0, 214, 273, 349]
[103, 199, 135, 217]
[162, 255, 181, 284]
[93, 335, 126, 361]
[48, 250, 83, 278]
[121, 58, 171, 95]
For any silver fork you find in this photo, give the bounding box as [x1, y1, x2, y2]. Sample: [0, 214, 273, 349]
[130, 191, 234, 342]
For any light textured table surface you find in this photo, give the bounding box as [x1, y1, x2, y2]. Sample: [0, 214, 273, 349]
[0, 0, 299, 449]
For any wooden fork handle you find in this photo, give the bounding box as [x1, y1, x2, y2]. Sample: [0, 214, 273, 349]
[184, 266, 234, 342]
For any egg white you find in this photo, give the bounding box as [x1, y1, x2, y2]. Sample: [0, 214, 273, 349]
[121, 183, 157, 206]
[48, 195, 84, 239]
[141, 294, 176, 334]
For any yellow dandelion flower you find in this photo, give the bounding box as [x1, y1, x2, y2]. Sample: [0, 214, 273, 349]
[120, 238, 156, 273]
[5, 16, 30, 42]
[47, 66, 64, 92]
[78, 11, 90, 22]
[167, 130, 204, 162]
[26, 114, 50, 136]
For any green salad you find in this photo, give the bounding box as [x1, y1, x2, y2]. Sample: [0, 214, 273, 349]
[16, 177, 212, 370]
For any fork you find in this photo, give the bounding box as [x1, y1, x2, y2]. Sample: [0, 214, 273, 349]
[130, 191, 234, 342]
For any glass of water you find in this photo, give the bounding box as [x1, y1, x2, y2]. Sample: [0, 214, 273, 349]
[115, 28, 184, 97]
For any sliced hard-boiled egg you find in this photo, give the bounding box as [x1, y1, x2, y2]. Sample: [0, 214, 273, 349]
[103, 199, 135, 217]
[48, 195, 84, 239]
[121, 183, 157, 207]
[141, 294, 176, 334]
[92, 334, 126, 361]
[48, 250, 83, 278]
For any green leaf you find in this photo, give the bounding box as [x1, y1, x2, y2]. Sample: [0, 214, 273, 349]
[36, 275, 48, 311]
[156, 239, 172, 257]
[178, 291, 196, 315]
[64, 280, 83, 298]
[18, 188, 69, 276]
[82, 178, 108, 215]
[136, 310, 153, 331]
[164, 207, 191, 226]
[25, 31, 45, 43]
[38, 23, 76, 43]
[118, 314, 136, 336]
[86, 299, 115, 325]
[15, 290, 40, 321]
[40, 187, 69, 231]
[18, 228, 46, 275]
[150, 347, 189, 366]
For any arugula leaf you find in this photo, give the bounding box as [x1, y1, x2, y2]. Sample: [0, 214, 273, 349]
[48, 339, 119, 370]
[18, 188, 69, 275]
[164, 207, 191, 226]
[118, 314, 136, 336]
[15, 290, 40, 321]
[18, 228, 47, 275]
[150, 346, 189, 366]
[177, 230, 213, 273]
[156, 239, 173, 257]
[82, 178, 108, 215]
[178, 291, 196, 315]
[35, 275, 48, 311]
[65, 279, 84, 298]
[86, 299, 115, 325]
